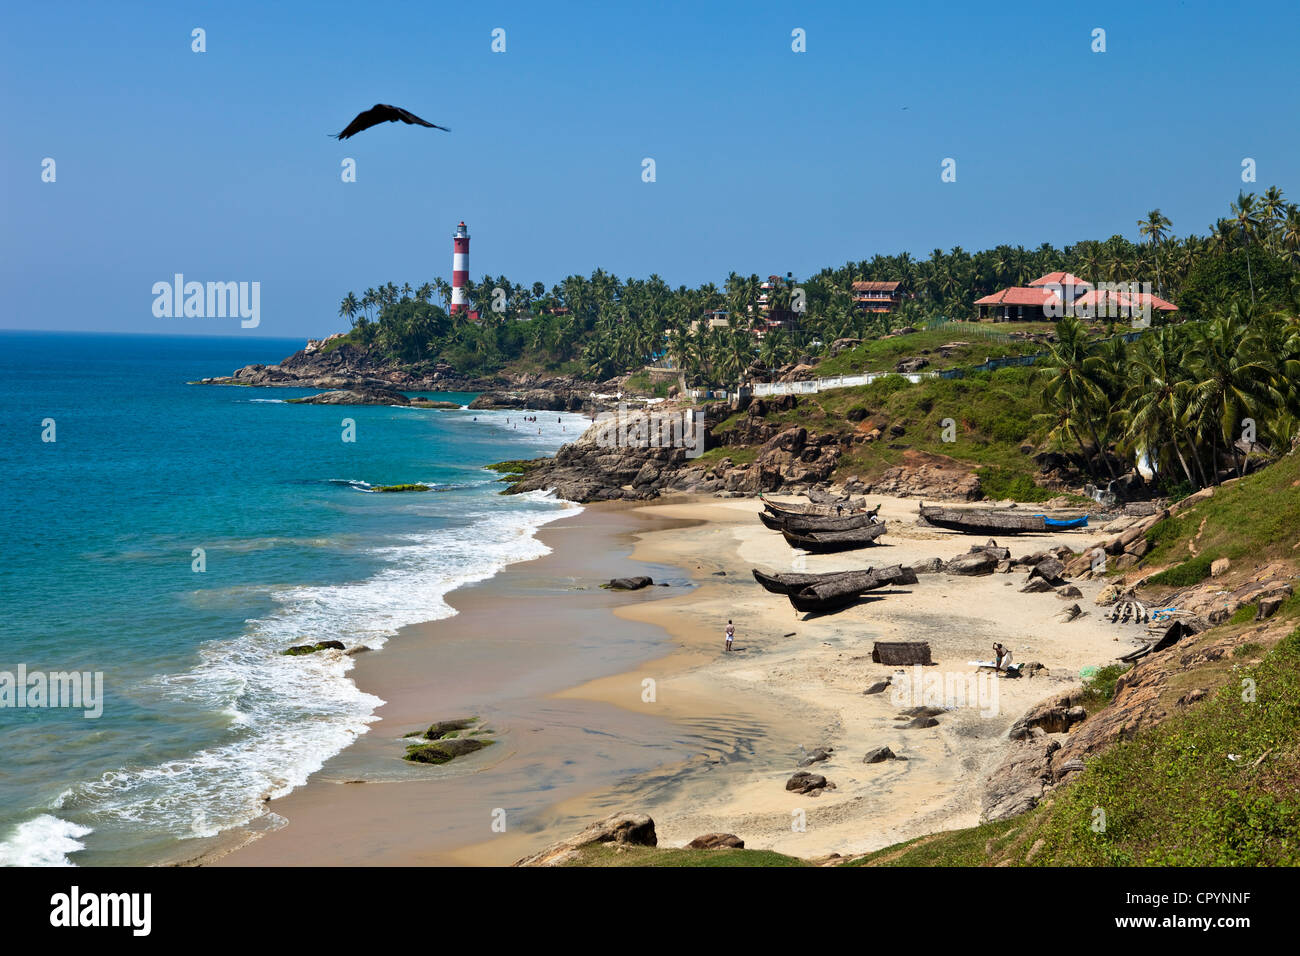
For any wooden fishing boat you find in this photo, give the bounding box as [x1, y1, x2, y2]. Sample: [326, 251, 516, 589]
[786, 565, 917, 613]
[786, 563, 917, 613]
[751, 568, 862, 595]
[781, 521, 887, 553]
[918, 504, 1046, 535]
[759, 509, 881, 533]
[762, 498, 844, 518]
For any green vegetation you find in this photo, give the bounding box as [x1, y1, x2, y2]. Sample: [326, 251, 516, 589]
[1146, 554, 1215, 588]
[1140, 451, 1300, 574]
[1036, 303, 1300, 492]
[330, 187, 1299, 389]
[812, 323, 1051, 378]
[1077, 663, 1132, 712]
[693, 446, 758, 467]
[561, 845, 808, 867]
[975, 466, 1059, 503]
[849, 628, 1300, 866]
[280, 641, 345, 656]
[1230, 604, 1260, 626]
[374, 483, 430, 493]
[486, 460, 541, 482]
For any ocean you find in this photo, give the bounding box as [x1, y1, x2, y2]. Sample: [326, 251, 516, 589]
[0, 331, 587, 866]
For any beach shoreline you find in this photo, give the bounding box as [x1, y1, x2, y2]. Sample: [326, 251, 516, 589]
[199, 493, 1131, 867]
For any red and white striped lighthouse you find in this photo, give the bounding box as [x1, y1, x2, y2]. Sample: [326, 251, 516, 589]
[450, 221, 470, 314]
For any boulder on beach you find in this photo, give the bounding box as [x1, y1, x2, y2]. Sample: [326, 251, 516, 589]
[404, 736, 493, 764]
[686, 833, 745, 850]
[863, 746, 899, 764]
[944, 551, 998, 576]
[514, 812, 658, 866]
[605, 576, 654, 590]
[282, 640, 346, 656]
[785, 771, 834, 794]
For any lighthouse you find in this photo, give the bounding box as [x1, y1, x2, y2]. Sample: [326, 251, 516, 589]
[450, 221, 470, 314]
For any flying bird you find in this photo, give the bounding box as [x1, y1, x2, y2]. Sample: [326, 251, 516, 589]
[332, 104, 449, 140]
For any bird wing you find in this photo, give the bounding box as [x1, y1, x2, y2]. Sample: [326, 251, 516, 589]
[333, 104, 450, 139]
[385, 105, 450, 132]
[333, 104, 391, 140]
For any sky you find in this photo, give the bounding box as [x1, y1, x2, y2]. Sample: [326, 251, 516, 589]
[3, 0, 1298, 339]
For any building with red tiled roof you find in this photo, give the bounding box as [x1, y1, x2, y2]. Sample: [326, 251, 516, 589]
[976, 273, 1175, 323]
[851, 280, 904, 313]
[1028, 272, 1091, 289]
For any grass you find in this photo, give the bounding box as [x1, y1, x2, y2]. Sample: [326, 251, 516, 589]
[693, 446, 759, 467]
[848, 627, 1300, 866]
[374, 483, 430, 493]
[811, 322, 1055, 378]
[562, 844, 808, 867]
[714, 365, 1073, 501]
[1146, 553, 1215, 588]
[1140, 452, 1300, 575]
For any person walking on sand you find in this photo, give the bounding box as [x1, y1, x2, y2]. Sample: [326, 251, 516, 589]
[724, 620, 735, 652]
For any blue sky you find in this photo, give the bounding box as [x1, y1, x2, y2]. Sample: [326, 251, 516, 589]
[3, 0, 1297, 338]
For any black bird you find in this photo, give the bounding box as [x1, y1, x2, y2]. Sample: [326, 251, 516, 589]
[332, 104, 449, 140]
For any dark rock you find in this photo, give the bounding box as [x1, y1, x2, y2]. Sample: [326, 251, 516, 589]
[404, 736, 492, 764]
[863, 679, 892, 695]
[606, 576, 653, 590]
[862, 746, 898, 764]
[785, 771, 831, 794]
[424, 718, 479, 739]
[901, 716, 940, 729]
[945, 551, 998, 576]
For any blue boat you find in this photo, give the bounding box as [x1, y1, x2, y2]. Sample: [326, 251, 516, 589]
[1039, 516, 1088, 530]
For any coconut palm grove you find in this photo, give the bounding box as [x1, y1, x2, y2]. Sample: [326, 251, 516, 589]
[330, 186, 1300, 496]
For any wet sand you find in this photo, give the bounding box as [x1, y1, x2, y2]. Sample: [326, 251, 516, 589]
[212, 494, 1129, 866]
[208, 502, 705, 866]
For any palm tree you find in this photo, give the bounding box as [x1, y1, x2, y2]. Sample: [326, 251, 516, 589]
[1039, 316, 1117, 479]
[1122, 326, 1199, 487]
[1230, 191, 1263, 306]
[1137, 209, 1171, 299]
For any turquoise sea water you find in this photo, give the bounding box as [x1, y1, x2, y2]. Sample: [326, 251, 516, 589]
[0, 331, 586, 865]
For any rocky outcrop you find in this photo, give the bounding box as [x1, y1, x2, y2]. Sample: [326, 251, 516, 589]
[289, 387, 412, 405]
[863, 746, 900, 764]
[468, 386, 590, 412]
[982, 737, 1061, 821]
[859, 450, 981, 500]
[514, 812, 658, 866]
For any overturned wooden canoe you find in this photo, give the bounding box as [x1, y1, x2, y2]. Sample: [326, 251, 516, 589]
[788, 564, 919, 613]
[751, 568, 863, 595]
[782, 522, 887, 553]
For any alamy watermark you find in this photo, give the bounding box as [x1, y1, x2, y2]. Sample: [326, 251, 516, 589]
[1042, 281, 1155, 327]
[594, 403, 705, 458]
[152, 274, 260, 328]
[1, 665, 103, 718]
[890, 665, 1000, 717]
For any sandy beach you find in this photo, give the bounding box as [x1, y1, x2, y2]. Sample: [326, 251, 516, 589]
[201, 492, 1129, 866]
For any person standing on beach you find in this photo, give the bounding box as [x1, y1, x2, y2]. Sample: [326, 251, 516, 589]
[724, 620, 735, 652]
[993, 642, 1012, 671]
